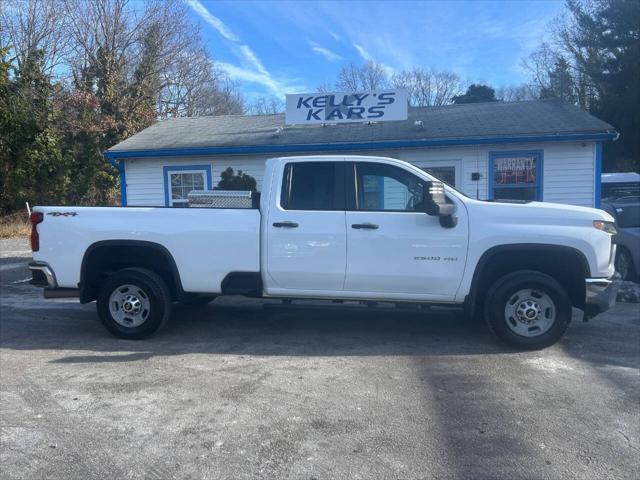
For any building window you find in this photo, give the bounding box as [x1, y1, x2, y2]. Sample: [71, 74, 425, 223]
[163, 165, 212, 207]
[489, 150, 543, 201]
[423, 166, 456, 187]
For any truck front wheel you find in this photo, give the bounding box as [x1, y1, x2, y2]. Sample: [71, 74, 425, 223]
[97, 268, 172, 340]
[484, 270, 571, 350]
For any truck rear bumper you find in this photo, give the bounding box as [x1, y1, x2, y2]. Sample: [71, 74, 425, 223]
[29, 261, 57, 288]
[584, 277, 618, 319]
[29, 262, 79, 299]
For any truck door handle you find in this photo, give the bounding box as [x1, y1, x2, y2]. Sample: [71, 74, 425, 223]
[351, 223, 379, 230]
[273, 221, 299, 228]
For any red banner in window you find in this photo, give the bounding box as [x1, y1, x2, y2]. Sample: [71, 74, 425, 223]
[494, 156, 537, 185]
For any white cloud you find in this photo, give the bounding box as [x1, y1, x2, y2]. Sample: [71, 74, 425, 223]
[184, 0, 239, 42]
[353, 43, 372, 61]
[311, 45, 343, 62]
[186, 0, 302, 97]
[352, 42, 395, 76]
[329, 30, 342, 42]
[218, 62, 306, 98]
[237, 45, 269, 75]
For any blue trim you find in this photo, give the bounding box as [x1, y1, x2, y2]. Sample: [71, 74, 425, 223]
[489, 150, 544, 201]
[104, 132, 617, 160]
[118, 161, 127, 206]
[106, 157, 127, 206]
[162, 164, 213, 207]
[594, 142, 602, 208]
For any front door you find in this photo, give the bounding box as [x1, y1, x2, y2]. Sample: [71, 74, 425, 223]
[344, 161, 468, 300]
[265, 160, 347, 294]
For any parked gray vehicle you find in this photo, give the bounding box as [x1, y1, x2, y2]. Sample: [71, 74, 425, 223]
[602, 196, 640, 281]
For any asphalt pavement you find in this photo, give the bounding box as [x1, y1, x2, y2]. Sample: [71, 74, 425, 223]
[1, 238, 639, 480]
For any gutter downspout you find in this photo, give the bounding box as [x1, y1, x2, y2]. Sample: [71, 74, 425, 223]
[104, 152, 127, 207]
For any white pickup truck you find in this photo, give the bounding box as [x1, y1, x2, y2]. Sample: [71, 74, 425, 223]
[29, 155, 618, 349]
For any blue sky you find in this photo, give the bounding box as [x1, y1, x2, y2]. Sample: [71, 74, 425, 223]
[185, 0, 565, 101]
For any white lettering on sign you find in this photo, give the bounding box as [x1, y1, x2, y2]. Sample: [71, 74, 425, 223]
[285, 89, 408, 125]
[495, 157, 536, 172]
[494, 156, 537, 185]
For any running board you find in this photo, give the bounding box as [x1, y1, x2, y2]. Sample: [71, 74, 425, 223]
[44, 288, 80, 299]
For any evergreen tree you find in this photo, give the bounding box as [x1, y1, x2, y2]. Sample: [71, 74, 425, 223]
[561, 0, 640, 170]
[539, 56, 576, 103]
[452, 84, 498, 104]
[0, 48, 68, 214]
[129, 22, 162, 131]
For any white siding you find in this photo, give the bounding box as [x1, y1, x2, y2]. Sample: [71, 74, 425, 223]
[541, 142, 596, 207]
[124, 154, 271, 206]
[122, 141, 596, 208]
[484, 141, 596, 207]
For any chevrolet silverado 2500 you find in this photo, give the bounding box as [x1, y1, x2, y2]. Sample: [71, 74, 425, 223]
[29, 155, 618, 349]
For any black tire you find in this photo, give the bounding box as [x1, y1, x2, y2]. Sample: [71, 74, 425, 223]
[97, 268, 172, 340]
[484, 270, 572, 350]
[182, 294, 217, 306]
[615, 247, 636, 282]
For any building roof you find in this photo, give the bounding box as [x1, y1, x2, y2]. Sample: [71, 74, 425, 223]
[107, 99, 616, 156]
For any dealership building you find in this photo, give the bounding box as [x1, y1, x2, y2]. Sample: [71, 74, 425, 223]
[105, 98, 617, 208]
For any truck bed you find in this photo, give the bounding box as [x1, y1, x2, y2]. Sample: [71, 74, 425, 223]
[33, 206, 260, 292]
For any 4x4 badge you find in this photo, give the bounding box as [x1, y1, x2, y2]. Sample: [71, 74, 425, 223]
[47, 212, 78, 217]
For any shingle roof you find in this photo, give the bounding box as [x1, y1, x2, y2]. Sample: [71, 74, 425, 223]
[108, 99, 616, 153]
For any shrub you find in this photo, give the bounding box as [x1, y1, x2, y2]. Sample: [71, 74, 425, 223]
[216, 167, 257, 191]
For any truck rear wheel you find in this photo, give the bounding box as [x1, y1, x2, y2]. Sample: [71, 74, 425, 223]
[484, 270, 571, 350]
[97, 268, 171, 340]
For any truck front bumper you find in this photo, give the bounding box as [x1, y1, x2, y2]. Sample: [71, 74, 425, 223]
[584, 277, 618, 319]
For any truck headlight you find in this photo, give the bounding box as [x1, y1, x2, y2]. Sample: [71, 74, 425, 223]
[593, 220, 617, 235]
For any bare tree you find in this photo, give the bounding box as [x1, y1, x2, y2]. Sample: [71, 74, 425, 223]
[0, 0, 69, 74]
[61, 0, 244, 118]
[326, 62, 464, 106]
[335, 61, 389, 91]
[158, 46, 244, 117]
[521, 43, 558, 95]
[249, 96, 284, 115]
[195, 71, 245, 116]
[521, 41, 596, 107]
[495, 84, 538, 102]
[316, 81, 334, 93]
[392, 68, 464, 106]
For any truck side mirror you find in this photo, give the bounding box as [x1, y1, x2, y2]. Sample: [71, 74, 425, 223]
[424, 181, 458, 228]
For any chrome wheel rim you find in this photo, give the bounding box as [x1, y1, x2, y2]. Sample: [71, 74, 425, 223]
[108, 284, 151, 328]
[504, 288, 556, 337]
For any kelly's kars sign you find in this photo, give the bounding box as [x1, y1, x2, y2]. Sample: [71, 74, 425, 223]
[285, 89, 408, 125]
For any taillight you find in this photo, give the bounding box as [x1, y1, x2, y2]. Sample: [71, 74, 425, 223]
[30, 212, 44, 252]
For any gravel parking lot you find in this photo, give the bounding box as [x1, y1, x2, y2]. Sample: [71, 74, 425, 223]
[1, 239, 639, 479]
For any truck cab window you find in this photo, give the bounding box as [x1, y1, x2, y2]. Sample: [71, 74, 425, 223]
[354, 163, 425, 211]
[281, 162, 340, 210]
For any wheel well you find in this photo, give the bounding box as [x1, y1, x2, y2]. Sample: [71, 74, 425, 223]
[469, 245, 589, 311]
[80, 241, 183, 303]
